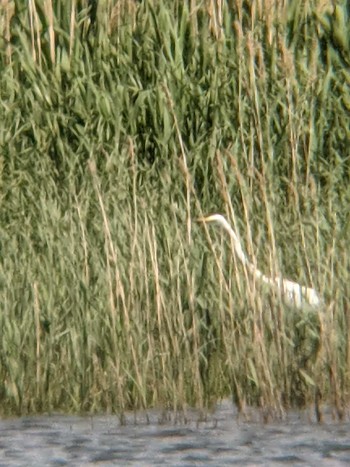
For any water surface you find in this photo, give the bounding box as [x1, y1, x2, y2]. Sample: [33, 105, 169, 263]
[1, 400, 349, 466]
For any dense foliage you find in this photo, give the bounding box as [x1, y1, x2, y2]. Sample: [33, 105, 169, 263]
[0, 0, 349, 417]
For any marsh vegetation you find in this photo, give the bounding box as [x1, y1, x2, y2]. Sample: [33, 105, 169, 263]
[0, 0, 349, 417]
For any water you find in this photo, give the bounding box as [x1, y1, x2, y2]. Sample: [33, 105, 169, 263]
[0, 400, 349, 466]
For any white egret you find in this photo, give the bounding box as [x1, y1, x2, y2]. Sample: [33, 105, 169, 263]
[197, 214, 322, 309]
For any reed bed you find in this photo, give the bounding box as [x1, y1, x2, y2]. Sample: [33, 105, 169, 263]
[0, 0, 349, 418]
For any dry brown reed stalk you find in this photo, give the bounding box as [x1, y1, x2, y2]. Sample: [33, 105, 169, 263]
[139, 228, 157, 401]
[146, 219, 164, 344]
[74, 193, 89, 284]
[128, 137, 138, 254]
[109, 0, 137, 34]
[144, 216, 185, 407]
[88, 159, 132, 371]
[28, 0, 42, 65]
[258, 0, 286, 46]
[44, 0, 55, 64]
[328, 330, 344, 420]
[252, 168, 279, 283]
[246, 32, 261, 134]
[88, 159, 119, 308]
[278, 36, 320, 291]
[69, 0, 76, 59]
[345, 301, 350, 386]
[126, 140, 141, 336]
[1, 0, 14, 63]
[215, 151, 251, 299]
[188, 0, 198, 36]
[207, 0, 224, 41]
[162, 83, 192, 244]
[33, 281, 41, 398]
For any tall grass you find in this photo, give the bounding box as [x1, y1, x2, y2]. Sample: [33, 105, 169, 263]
[0, 0, 349, 418]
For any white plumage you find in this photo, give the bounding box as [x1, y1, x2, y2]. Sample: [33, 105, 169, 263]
[197, 214, 322, 309]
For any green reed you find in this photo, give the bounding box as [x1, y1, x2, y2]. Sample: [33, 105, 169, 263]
[0, 0, 349, 418]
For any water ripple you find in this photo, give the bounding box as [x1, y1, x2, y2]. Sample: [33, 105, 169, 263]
[0, 401, 349, 466]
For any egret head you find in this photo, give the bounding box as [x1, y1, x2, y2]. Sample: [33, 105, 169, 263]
[196, 214, 226, 224]
[196, 213, 248, 266]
